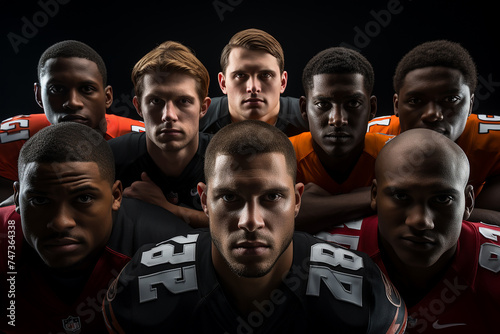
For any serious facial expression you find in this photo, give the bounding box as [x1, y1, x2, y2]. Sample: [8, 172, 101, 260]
[394, 66, 473, 142]
[15, 161, 121, 271]
[219, 47, 287, 123]
[37, 57, 113, 133]
[199, 152, 302, 278]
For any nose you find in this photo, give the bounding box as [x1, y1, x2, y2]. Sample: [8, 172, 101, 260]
[405, 204, 434, 231]
[246, 76, 261, 94]
[238, 201, 265, 232]
[421, 102, 444, 123]
[62, 89, 84, 111]
[328, 106, 347, 127]
[161, 101, 179, 123]
[47, 204, 77, 232]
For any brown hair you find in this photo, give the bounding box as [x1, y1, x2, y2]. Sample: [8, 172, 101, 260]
[131, 41, 210, 102]
[219, 28, 285, 74]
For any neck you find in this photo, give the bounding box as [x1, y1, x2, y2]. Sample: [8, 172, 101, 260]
[146, 135, 199, 177]
[313, 139, 364, 184]
[213, 241, 293, 315]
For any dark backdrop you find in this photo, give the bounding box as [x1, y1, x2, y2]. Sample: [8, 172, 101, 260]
[2, 0, 499, 122]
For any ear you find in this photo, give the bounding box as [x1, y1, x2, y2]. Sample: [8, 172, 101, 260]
[34, 83, 43, 109]
[369, 95, 377, 120]
[463, 184, 475, 220]
[299, 96, 308, 123]
[370, 179, 378, 211]
[280, 71, 288, 94]
[218, 72, 227, 94]
[111, 180, 123, 211]
[13, 181, 20, 214]
[468, 93, 474, 117]
[197, 182, 209, 217]
[104, 85, 114, 109]
[393, 93, 399, 117]
[294, 182, 305, 217]
[199, 97, 211, 119]
[133, 96, 143, 119]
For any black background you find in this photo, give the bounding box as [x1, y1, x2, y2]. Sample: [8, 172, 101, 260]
[2, 0, 499, 122]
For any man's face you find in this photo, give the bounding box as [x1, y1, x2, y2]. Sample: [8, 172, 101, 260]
[35, 57, 113, 133]
[218, 47, 287, 124]
[198, 152, 303, 278]
[394, 66, 473, 141]
[302, 73, 376, 159]
[372, 147, 472, 269]
[134, 72, 209, 153]
[15, 161, 122, 271]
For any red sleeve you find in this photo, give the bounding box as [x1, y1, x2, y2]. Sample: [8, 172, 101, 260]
[0, 114, 49, 181]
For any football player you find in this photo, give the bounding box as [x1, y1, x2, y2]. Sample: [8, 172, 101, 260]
[0, 122, 191, 333]
[320, 128, 500, 333]
[367, 40, 500, 225]
[290, 46, 393, 234]
[103, 120, 407, 333]
[0, 40, 145, 204]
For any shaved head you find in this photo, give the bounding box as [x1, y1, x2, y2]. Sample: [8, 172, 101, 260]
[375, 128, 470, 188]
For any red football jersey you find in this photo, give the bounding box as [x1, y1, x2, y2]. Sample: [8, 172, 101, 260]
[367, 114, 500, 197]
[0, 113, 145, 181]
[318, 216, 500, 333]
[289, 131, 394, 194]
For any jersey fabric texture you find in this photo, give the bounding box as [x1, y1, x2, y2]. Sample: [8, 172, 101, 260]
[103, 230, 407, 333]
[0, 113, 145, 181]
[108, 131, 211, 211]
[0, 197, 192, 334]
[200, 96, 308, 136]
[367, 114, 500, 196]
[289, 131, 394, 194]
[318, 216, 500, 333]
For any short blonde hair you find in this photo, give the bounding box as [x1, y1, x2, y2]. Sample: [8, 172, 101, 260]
[131, 41, 209, 102]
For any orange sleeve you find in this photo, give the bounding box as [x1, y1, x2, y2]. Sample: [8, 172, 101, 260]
[104, 114, 145, 139]
[367, 115, 401, 135]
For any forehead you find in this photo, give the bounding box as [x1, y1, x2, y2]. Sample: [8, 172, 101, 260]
[20, 161, 107, 190]
[309, 73, 367, 96]
[226, 47, 280, 71]
[39, 57, 103, 84]
[142, 72, 198, 93]
[401, 66, 468, 92]
[210, 152, 292, 187]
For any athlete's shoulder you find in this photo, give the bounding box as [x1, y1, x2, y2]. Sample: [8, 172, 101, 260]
[103, 231, 211, 333]
[367, 114, 401, 135]
[288, 132, 313, 158]
[364, 132, 395, 156]
[107, 197, 193, 257]
[104, 114, 145, 138]
[291, 231, 407, 333]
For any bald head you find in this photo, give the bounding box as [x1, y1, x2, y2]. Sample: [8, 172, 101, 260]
[376, 128, 470, 187]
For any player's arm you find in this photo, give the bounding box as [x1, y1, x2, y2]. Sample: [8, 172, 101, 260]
[295, 183, 375, 234]
[123, 172, 209, 228]
[469, 175, 500, 226]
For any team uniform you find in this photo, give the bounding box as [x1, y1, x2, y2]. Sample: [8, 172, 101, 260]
[0, 113, 145, 181]
[367, 114, 500, 196]
[103, 230, 407, 333]
[0, 197, 192, 334]
[289, 132, 394, 193]
[200, 96, 308, 136]
[317, 216, 500, 333]
[108, 131, 211, 211]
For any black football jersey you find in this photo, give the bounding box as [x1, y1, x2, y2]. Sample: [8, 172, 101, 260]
[103, 231, 407, 333]
[108, 132, 211, 210]
[199, 96, 308, 137]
